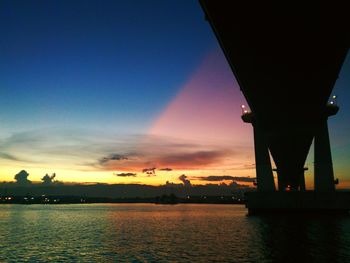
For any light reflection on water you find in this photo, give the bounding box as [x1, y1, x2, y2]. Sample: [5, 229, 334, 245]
[0, 204, 349, 262]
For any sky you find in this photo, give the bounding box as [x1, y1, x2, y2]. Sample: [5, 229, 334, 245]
[0, 0, 349, 189]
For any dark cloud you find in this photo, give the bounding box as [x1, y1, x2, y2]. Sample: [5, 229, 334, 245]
[159, 150, 227, 168]
[159, 168, 172, 171]
[100, 150, 231, 172]
[195, 175, 256, 183]
[115, 173, 137, 177]
[142, 168, 156, 176]
[14, 170, 31, 185]
[41, 173, 57, 185]
[0, 130, 244, 174]
[179, 174, 191, 186]
[99, 154, 128, 165]
[93, 134, 236, 172]
[0, 152, 20, 161]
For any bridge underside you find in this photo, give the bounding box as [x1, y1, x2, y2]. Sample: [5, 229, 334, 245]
[200, 1, 349, 191]
[200, 1, 350, 213]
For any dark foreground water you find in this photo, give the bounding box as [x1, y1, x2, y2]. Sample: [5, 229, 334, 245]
[0, 204, 349, 262]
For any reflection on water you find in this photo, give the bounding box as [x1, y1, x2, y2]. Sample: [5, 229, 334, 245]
[0, 204, 349, 262]
[248, 213, 350, 263]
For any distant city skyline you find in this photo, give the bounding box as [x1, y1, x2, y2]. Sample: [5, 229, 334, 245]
[1, 0, 349, 189]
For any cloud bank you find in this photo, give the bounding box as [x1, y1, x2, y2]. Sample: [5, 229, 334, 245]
[194, 175, 256, 183]
[114, 173, 137, 177]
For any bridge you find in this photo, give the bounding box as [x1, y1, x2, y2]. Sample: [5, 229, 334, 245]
[200, 1, 350, 213]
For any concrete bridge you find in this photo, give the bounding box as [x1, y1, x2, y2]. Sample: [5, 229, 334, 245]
[200, 1, 350, 213]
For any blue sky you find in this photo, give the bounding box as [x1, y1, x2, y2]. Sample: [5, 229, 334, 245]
[0, 0, 217, 132]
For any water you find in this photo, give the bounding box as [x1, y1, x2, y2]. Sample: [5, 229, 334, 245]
[0, 204, 349, 262]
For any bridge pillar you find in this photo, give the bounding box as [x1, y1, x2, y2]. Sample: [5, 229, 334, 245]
[242, 112, 275, 191]
[253, 125, 275, 191]
[300, 169, 306, 191]
[314, 120, 335, 191]
[314, 104, 338, 192]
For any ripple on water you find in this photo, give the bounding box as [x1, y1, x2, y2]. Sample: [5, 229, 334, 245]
[0, 204, 349, 262]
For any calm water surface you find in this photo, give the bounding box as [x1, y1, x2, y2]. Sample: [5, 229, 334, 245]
[0, 204, 349, 262]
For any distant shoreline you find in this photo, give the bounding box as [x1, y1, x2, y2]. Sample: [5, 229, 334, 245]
[0, 195, 245, 205]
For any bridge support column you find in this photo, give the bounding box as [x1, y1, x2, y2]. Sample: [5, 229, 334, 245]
[253, 125, 275, 191]
[314, 120, 335, 192]
[242, 111, 275, 191]
[300, 170, 306, 191]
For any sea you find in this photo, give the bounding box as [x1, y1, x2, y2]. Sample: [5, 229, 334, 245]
[0, 204, 349, 262]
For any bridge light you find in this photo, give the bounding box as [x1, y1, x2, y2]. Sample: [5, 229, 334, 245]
[241, 104, 251, 115]
[241, 105, 247, 114]
[330, 95, 338, 106]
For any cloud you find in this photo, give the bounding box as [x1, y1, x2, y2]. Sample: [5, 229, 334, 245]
[41, 173, 56, 185]
[0, 152, 21, 161]
[142, 168, 156, 176]
[114, 173, 137, 177]
[178, 174, 191, 186]
[100, 149, 233, 172]
[159, 168, 172, 171]
[99, 154, 128, 165]
[0, 128, 248, 176]
[195, 175, 256, 183]
[14, 170, 32, 185]
[0, 128, 143, 170]
[159, 150, 227, 168]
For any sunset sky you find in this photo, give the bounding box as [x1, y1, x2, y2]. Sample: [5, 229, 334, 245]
[1, 0, 349, 188]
